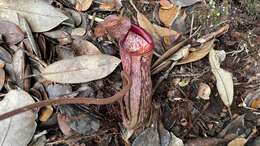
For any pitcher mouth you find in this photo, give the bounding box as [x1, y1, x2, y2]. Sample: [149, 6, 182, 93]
[119, 24, 154, 56]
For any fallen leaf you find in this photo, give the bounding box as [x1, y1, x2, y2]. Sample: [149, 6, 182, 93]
[137, 12, 164, 53]
[160, 0, 174, 9]
[0, 46, 12, 63]
[12, 49, 25, 89]
[42, 54, 121, 83]
[0, 20, 24, 44]
[171, 45, 190, 61]
[185, 137, 226, 146]
[218, 115, 245, 137]
[153, 24, 180, 37]
[98, 0, 122, 11]
[170, 0, 202, 7]
[177, 39, 215, 65]
[64, 8, 82, 27]
[0, 89, 36, 146]
[132, 127, 160, 146]
[19, 16, 42, 58]
[44, 30, 72, 45]
[94, 15, 131, 39]
[0, 0, 68, 32]
[159, 4, 179, 27]
[59, 106, 100, 134]
[172, 9, 187, 33]
[159, 123, 184, 146]
[71, 27, 86, 36]
[197, 25, 229, 43]
[153, 24, 181, 48]
[56, 45, 75, 59]
[57, 113, 73, 136]
[72, 39, 102, 55]
[227, 137, 247, 146]
[209, 48, 233, 107]
[242, 89, 260, 109]
[75, 0, 93, 11]
[39, 106, 53, 122]
[197, 83, 211, 100]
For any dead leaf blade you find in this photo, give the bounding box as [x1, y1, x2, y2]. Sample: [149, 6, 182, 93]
[0, 0, 68, 32]
[209, 49, 233, 107]
[42, 54, 121, 83]
[0, 89, 36, 146]
[177, 39, 215, 65]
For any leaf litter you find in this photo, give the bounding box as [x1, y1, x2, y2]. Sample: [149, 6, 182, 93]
[0, 0, 259, 145]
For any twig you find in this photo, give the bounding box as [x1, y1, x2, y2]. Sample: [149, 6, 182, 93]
[129, 0, 139, 13]
[0, 72, 132, 121]
[87, 14, 104, 23]
[190, 13, 194, 37]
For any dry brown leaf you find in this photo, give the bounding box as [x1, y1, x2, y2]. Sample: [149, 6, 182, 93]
[137, 12, 163, 53]
[153, 24, 180, 37]
[0, 20, 24, 44]
[75, 0, 93, 11]
[160, 0, 174, 9]
[227, 137, 247, 146]
[71, 39, 101, 55]
[12, 49, 25, 89]
[177, 39, 215, 65]
[57, 113, 73, 136]
[39, 106, 53, 122]
[159, 4, 179, 27]
[153, 24, 181, 48]
[250, 98, 260, 109]
[99, 0, 122, 11]
[42, 54, 120, 83]
[241, 89, 260, 109]
[94, 15, 131, 39]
